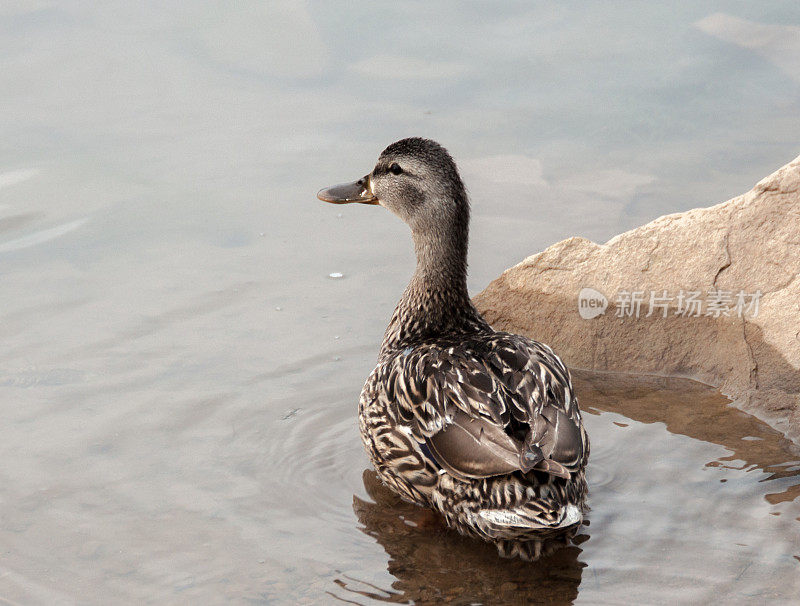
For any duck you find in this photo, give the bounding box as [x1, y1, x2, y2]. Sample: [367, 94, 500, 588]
[318, 137, 589, 561]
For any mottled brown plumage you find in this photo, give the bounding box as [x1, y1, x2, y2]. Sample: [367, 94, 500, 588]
[319, 137, 589, 560]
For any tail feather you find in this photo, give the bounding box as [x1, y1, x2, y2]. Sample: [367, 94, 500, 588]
[490, 503, 583, 561]
[478, 502, 582, 532]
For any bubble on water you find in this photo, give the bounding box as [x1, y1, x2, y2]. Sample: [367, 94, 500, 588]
[328, 272, 344, 279]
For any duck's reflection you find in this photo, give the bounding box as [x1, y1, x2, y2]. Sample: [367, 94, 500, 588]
[334, 469, 586, 605]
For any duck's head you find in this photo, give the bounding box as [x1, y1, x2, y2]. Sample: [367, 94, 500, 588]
[318, 137, 468, 234]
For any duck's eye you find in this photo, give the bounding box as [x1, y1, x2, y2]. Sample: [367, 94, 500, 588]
[389, 163, 403, 175]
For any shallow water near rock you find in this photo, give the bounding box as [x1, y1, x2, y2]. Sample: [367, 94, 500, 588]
[2, 2, 800, 604]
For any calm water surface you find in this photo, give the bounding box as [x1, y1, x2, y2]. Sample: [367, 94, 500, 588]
[1, 2, 799, 604]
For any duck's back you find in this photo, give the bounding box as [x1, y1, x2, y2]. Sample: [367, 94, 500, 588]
[358, 329, 590, 559]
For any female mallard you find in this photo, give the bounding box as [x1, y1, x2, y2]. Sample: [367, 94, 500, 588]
[318, 138, 589, 561]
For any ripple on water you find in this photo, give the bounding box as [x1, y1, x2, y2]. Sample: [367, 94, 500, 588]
[268, 400, 366, 520]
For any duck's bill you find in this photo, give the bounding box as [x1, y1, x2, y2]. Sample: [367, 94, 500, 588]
[317, 176, 378, 205]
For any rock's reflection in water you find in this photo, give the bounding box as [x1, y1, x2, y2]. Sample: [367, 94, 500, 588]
[574, 370, 800, 505]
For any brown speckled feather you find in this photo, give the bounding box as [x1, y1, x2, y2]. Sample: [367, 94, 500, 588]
[377, 333, 587, 476]
[360, 329, 590, 559]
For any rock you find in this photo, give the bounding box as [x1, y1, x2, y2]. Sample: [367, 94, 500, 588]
[474, 155, 800, 438]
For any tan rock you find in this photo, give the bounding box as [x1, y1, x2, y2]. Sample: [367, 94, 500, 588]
[474, 155, 800, 438]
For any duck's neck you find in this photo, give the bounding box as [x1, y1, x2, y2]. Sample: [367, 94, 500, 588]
[380, 216, 487, 354]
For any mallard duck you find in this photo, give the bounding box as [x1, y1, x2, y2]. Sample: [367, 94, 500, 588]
[318, 138, 589, 560]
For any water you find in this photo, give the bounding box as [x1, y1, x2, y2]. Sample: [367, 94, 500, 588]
[1, 2, 799, 604]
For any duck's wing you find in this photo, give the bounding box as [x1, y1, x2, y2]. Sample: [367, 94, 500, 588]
[386, 334, 588, 480]
[485, 333, 589, 476]
[423, 408, 523, 479]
